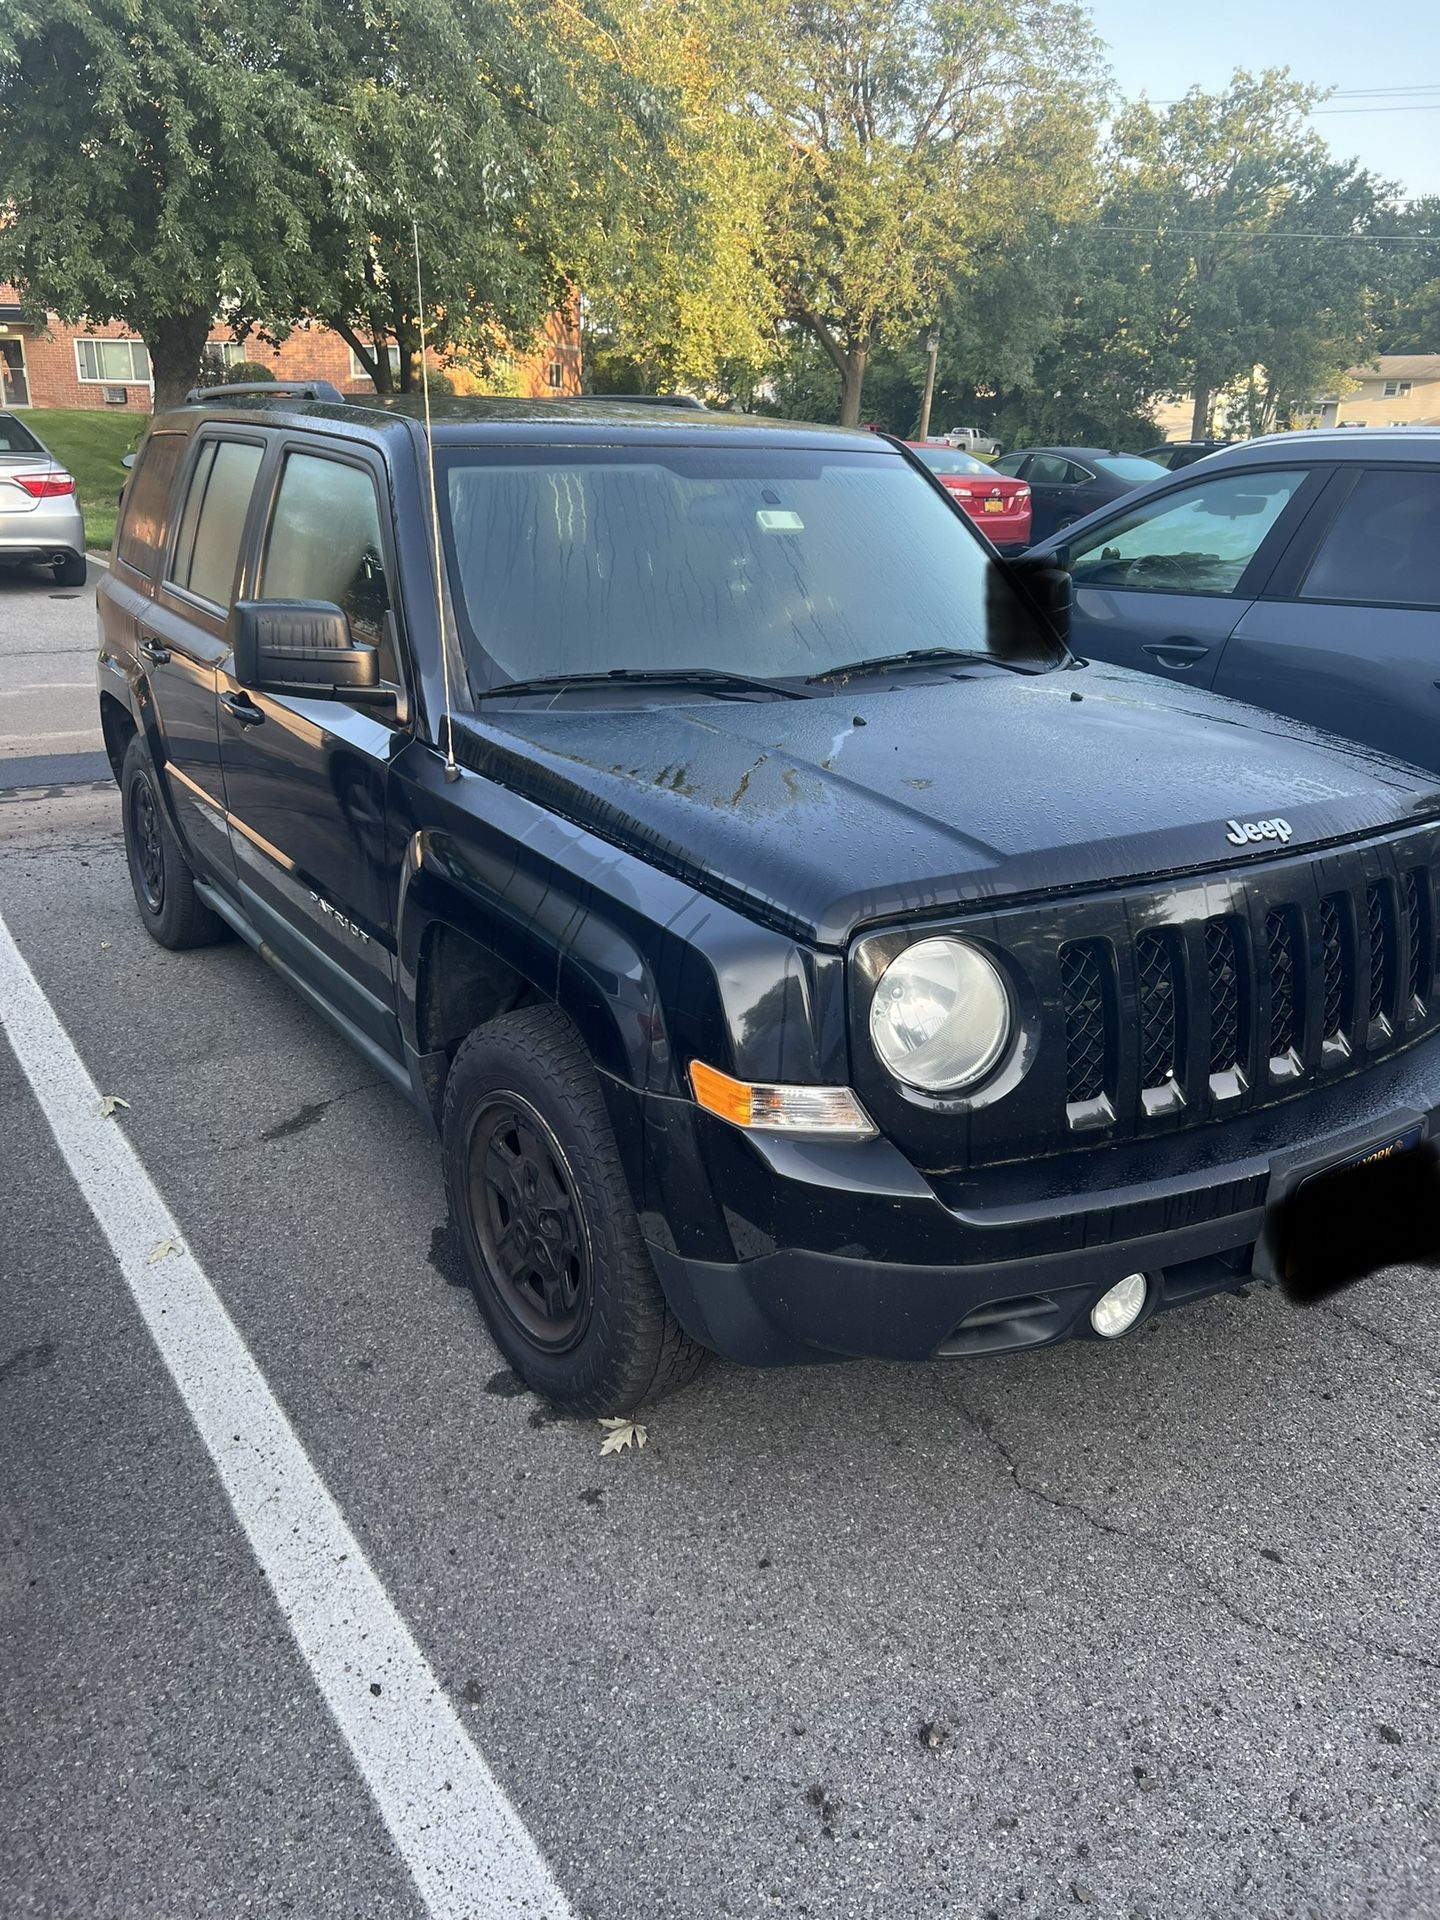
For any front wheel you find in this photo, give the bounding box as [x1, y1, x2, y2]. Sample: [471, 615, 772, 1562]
[443, 1005, 708, 1412]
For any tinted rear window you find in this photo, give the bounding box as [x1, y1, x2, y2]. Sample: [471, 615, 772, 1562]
[168, 438, 263, 608]
[115, 432, 186, 578]
[1093, 454, 1168, 485]
[914, 446, 990, 478]
[0, 414, 42, 456]
[1301, 468, 1440, 609]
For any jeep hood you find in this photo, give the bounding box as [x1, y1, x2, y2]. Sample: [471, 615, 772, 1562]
[463, 663, 1440, 946]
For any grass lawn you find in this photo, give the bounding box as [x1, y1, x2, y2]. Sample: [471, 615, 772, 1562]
[26, 408, 148, 553]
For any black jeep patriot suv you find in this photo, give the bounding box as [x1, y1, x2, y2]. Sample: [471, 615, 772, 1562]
[97, 387, 1440, 1409]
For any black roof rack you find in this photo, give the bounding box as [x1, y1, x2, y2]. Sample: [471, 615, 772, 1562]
[181, 380, 347, 406]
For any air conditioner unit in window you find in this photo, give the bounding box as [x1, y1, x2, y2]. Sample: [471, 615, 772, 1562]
[102, 385, 129, 405]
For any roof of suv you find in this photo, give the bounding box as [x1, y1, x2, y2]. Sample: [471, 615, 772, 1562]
[159, 392, 884, 454]
[1206, 427, 1440, 466]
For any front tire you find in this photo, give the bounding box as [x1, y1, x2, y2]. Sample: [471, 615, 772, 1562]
[120, 735, 226, 949]
[443, 1005, 708, 1412]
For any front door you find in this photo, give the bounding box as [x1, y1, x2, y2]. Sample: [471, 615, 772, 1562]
[216, 443, 407, 1049]
[1062, 464, 1319, 690]
[0, 338, 29, 408]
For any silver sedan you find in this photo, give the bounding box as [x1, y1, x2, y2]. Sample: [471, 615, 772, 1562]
[1, 411, 87, 586]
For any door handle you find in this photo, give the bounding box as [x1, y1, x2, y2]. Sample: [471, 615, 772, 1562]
[220, 690, 264, 727]
[1142, 641, 1210, 668]
[138, 637, 170, 666]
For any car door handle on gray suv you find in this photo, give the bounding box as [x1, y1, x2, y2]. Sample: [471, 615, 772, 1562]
[1142, 641, 1210, 669]
[138, 637, 170, 666]
[219, 690, 264, 727]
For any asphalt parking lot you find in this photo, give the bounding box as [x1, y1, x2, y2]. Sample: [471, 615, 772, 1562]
[2, 571, 1438, 1920]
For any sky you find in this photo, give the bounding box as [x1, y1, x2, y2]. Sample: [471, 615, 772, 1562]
[1086, 0, 1440, 200]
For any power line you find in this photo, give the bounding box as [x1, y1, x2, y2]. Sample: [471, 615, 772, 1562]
[1094, 227, 1439, 243]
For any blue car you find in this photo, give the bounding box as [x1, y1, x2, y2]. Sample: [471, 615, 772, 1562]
[1026, 429, 1440, 773]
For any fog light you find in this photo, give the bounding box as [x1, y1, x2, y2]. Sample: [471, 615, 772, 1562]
[1091, 1272, 1148, 1338]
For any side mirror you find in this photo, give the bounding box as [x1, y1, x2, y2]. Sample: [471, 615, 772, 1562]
[120, 452, 136, 470]
[230, 600, 379, 695]
[1001, 551, 1073, 649]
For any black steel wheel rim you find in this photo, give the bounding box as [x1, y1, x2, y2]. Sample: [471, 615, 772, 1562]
[128, 776, 165, 913]
[465, 1094, 593, 1351]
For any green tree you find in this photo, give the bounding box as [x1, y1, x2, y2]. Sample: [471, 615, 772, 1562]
[1104, 72, 1385, 438]
[755, 0, 1104, 425]
[1370, 196, 1440, 354]
[293, 0, 591, 393]
[0, 0, 324, 406]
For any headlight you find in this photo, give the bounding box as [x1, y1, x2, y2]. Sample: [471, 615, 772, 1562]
[868, 937, 1011, 1092]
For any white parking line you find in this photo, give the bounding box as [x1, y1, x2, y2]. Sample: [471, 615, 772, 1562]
[0, 910, 575, 1920]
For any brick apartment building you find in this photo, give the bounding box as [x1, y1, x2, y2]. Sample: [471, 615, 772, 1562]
[0, 289, 582, 410]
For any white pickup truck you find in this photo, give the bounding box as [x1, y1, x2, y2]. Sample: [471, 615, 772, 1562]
[942, 426, 1002, 456]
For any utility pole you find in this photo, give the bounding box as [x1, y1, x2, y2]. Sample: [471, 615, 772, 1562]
[917, 329, 940, 441]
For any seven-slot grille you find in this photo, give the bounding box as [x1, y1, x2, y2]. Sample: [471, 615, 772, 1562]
[1056, 851, 1438, 1133]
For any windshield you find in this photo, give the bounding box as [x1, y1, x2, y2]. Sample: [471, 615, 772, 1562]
[440, 444, 1065, 693]
[1093, 454, 1168, 485]
[912, 445, 992, 478]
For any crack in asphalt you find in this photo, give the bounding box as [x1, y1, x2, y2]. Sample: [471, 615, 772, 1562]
[1316, 1297, 1434, 1365]
[951, 1393, 1440, 1681]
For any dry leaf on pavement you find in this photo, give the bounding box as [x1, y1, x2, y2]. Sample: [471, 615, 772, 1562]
[598, 1417, 647, 1455]
[96, 1095, 130, 1119]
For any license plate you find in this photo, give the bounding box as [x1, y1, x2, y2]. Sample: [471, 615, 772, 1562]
[1273, 1124, 1426, 1287]
[982, 497, 1006, 512]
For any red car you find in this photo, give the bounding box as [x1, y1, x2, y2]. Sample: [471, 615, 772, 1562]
[906, 442, 1031, 552]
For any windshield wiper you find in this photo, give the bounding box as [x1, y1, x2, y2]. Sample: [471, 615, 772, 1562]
[480, 666, 810, 701]
[807, 646, 1042, 685]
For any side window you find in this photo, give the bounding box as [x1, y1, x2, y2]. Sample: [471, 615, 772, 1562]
[1064, 463, 1095, 485]
[1068, 468, 1307, 596]
[1026, 454, 1072, 485]
[1300, 470, 1440, 610]
[259, 453, 397, 681]
[993, 453, 1028, 478]
[115, 432, 186, 578]
[167, 439, 264, 609]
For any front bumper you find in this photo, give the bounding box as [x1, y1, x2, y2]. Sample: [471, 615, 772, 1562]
[641, 1026, 1440, 1366]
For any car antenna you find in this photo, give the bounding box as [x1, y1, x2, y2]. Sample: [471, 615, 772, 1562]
[412, 217, 460, 782]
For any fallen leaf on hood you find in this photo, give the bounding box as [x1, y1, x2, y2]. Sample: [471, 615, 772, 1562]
[96, 1095, 130, 1119]
[147, 1237, 183, 1265]
[598, 1417, 647, 1455]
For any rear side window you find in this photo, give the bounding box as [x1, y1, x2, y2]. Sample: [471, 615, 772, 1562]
[258, 452, 396, 679]
[115, 432, 186, 578]
[168, 438, 263, 608]
[1027, 454, 1071, 484]
[1300, 469, 1440, 609]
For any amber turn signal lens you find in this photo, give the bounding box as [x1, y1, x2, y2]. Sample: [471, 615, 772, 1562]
[688, 1060, 875, 1138]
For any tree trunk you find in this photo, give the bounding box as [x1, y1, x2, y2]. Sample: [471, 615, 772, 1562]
[147, 309, 214, 411]
[1189, 385, 1212, 441]
[838, 348, 868, 427]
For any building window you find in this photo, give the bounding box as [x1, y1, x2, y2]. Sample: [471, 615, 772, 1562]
[74, 338, 152, 385]
[348, 344, 403, 385]
[545, 360, 564, 391]
[201, 341, 249, 377]
[1383, 380, 1413, 398]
